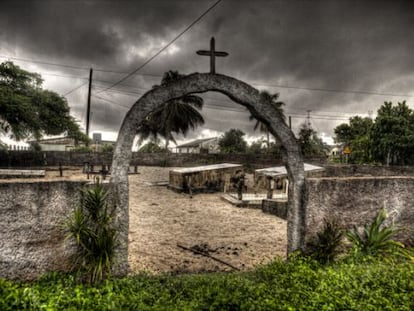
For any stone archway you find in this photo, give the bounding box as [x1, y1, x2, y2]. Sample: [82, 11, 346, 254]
[110, 73, 305, 275]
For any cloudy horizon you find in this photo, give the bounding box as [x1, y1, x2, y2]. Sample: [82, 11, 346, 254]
[1, 0, 414, 147]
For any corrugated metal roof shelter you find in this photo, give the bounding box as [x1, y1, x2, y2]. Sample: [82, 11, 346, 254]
[255, 163, 325, 179]
[169, 163, 242, 194]
[254, 163, 325, 198]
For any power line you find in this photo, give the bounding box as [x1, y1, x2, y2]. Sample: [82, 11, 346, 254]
[92, 94, 132, 110]
[0, 55, 89, 71]
[63, 82, 89, 96]
[0, 54, 165, 79]
[40, 72, 88, 80]
[97, 0, 223, 94]
[250, 81, 414, 98]
[3, 54, 413, 99]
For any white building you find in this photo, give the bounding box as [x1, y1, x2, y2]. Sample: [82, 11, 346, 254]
[174, 137, 219, 154]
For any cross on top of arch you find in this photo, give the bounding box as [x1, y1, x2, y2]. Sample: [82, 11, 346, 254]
[196, 37, 229, 74]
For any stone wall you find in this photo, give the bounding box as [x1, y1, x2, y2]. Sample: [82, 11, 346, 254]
[323, 164, 414, 177]
[0, 180, 86, 280]
[0, 150, 327, 169]
[304, 176, 414, 245]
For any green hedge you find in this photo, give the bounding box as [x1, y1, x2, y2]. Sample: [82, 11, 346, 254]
[1, 257, 413, 310]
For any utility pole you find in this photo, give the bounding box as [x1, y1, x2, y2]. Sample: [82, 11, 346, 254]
[86, 68, 93, 144]
[306, 110, 312, 128]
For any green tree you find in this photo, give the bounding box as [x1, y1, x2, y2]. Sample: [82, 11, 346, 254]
[371, 101, 414, 165]
[249, 91, 285, 151]
[137, 70, 204, 151]
[247, 139, 266, 154]
[138, 140, 167, 153]
[0, 61, 88, 143]
[334, 116, 374, 163]
[218, 128, 248, 153]
[335, 102, 414, 165]
[297, 123, 327, 157]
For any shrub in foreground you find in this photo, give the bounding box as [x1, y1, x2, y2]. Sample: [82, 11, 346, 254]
[1, 256, 414, 310]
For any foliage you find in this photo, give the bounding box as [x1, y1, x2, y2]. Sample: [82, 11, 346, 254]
[306, 218, 344, 264]
[247, 139, 283, 156]
[297, 122, 328, 156]
[100, 143, 114, 153]
[247, 139, 266, 154]
[218, 128, 248, 153]
[249, 91, 285, 151]
[137, 70, 204, 150]
[28, 141, 41, 151]
[334, 116, 374, 163]
[371, 101, 414, 165]
[66, 182, 117, 284]
[71, 145, 93, 153]
[1, 256, 414, 310]
[334, 101, 414, 165]
[345, 209, 410, 259]
[0, 141, 7, 150]
[138, 140, 168, 153]
[0, 61, 87, 143]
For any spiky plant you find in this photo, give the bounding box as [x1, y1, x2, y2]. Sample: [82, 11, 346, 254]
[67, 181, 117, 284]
[306, 218, 344, 264]
[346, 209, 409, 259]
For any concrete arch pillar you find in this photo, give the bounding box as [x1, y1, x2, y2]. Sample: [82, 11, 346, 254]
[110, 73, 305, 275]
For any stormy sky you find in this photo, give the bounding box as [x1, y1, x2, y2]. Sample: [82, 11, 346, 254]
[1, 0, 414, 146]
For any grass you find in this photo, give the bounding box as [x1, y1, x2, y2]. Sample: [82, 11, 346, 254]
[1, 256, 414, 310]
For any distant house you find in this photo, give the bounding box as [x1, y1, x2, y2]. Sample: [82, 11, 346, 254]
[330, 146, 342, 157]
[28, 134, 116, 152]
[174, 137, 219, 154]
[28, 137, 77, 151]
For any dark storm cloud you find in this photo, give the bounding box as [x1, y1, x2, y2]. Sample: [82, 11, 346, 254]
[1, 0, 414, 141]
[1, 0, 201, 68]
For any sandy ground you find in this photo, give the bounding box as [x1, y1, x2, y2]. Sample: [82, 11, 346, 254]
[3, 166, 287, 274]
[128, 166, 287, 274]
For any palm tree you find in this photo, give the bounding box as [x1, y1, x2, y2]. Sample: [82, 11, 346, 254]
[249, 91, 285, 151]
[137, 71, 205, 151]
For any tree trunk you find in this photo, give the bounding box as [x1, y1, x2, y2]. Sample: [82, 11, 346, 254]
[266, 131, 270, 152]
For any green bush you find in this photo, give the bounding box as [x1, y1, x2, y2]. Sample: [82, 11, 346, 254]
[2, 255, 414, 310]
[101, 143, 114, 153]
[71, 145, 93, 153]
[305, 218, 344, 264]
[66, 181, 117, 284]
[346, 209, 411, 260]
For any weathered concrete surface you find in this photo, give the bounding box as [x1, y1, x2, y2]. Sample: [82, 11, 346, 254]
[0, 169, 45, 178]
[304, 176, 414, 244]
[111, 73, 305, 275]
[0, 180, 85, 280]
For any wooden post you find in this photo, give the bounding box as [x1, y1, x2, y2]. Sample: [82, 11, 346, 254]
[59, 163, 63, 177]
[266, 176, 273, 199]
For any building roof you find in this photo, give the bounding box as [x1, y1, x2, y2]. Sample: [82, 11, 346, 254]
[175, 137, 217, 148]
[28, 136, 75, 145]
[255, 163, 325, 178]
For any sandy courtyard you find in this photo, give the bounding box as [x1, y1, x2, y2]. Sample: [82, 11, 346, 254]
[127, 166, 287, 274]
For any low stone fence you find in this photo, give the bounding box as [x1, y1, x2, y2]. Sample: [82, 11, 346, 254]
[304, 176, 414, 245]
[0, 180, 86, 280]
[0, 150, 327, 169]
